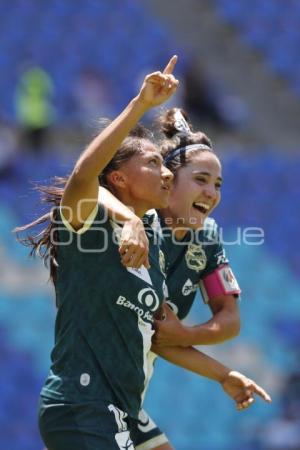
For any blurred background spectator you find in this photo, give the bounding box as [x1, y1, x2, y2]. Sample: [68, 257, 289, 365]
[181, 59, 248, 131]
[0, 1, 300, 449]
[15, 66, 55, 153]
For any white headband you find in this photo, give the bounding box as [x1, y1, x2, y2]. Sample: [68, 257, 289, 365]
[164, 144, 211, 164]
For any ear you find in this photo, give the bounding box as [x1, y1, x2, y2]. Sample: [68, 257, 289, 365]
[107, 170, 128, 189]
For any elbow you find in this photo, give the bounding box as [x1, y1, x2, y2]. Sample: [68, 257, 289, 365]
[217, 314, 240, 343]
[234, 311, 241, 336]
[231, 318, 241, 338]
[226, 316, 241, 340]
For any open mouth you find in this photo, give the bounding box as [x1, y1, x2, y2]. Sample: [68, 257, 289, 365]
[192, 202, 210, 214]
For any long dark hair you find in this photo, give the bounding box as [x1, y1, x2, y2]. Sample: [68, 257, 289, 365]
[14, 177, 67, 283]
[156, 108, 214, 177]
[14, 123, 154, 283]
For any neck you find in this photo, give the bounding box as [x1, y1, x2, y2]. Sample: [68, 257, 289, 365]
[117, 192, 147, 218]
[160, 208, 189, 241]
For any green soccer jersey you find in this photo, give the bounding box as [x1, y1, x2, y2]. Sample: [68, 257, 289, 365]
[148, 211, 236, 320]
[41, 206, 165, 420]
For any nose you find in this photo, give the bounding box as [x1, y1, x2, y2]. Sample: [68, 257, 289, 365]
[203, 183, 217, 198]
[161, 165, 174, 184]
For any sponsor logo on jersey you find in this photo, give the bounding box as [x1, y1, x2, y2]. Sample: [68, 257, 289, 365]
[182, 278, 198, 296]
[138, 287, 160, 312]
[116, 289, 158, 322]
[185, 243, 207, 272]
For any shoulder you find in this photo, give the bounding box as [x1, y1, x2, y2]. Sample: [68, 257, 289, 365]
[195, 217, 220, 243]
[58, 203, 108, 234]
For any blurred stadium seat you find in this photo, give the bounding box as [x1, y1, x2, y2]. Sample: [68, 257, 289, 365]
[0, 0, 179, 123]
[214, 0, 300, 96]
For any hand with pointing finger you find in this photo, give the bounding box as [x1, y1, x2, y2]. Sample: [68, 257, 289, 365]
[221, 371, 272, 411]
[137, 55, 179, 109]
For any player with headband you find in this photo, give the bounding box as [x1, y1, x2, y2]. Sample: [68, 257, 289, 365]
[98, 108, 267, 449]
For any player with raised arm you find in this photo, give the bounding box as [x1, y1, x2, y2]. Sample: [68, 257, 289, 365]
[16, 58, 271, 450]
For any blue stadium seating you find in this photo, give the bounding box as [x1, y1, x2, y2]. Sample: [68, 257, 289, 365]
[214, 0, 300, 96]
[0, 0, 179, 123]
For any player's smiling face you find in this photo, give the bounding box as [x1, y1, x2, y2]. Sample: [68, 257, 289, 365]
[165, 151, 222, 231]
[118, 142, 173, 215]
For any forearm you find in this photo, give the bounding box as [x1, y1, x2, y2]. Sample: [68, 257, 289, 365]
[98, 186, 137, 222]
[74, 97, 148, 181]
[182, 311, 240, 346]
[184, 296, 241, 345]
[152, 344, 230, 383]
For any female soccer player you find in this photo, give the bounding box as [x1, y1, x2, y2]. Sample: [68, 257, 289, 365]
[16, 58, 270, 450]
[98, 108, 267, 449]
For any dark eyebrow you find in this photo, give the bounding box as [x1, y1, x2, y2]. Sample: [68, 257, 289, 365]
[192, 170, 223, 183]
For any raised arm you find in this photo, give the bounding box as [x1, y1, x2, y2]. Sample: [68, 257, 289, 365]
[61, 55, 179, 230]
[152, 343, 271, 410]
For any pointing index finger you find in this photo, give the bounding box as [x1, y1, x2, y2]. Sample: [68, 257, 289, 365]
[252, 382, 272, 403]
[163, 55, 178, 74]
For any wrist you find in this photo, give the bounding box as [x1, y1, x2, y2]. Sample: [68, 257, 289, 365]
[217, 367, 231, 384]
[122, 209, 140, 222]
[131, 96, 151, 114]
[128, 215, 143, 227]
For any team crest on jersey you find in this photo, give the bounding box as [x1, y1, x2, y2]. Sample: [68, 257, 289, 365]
[185, 243, 207, 272]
